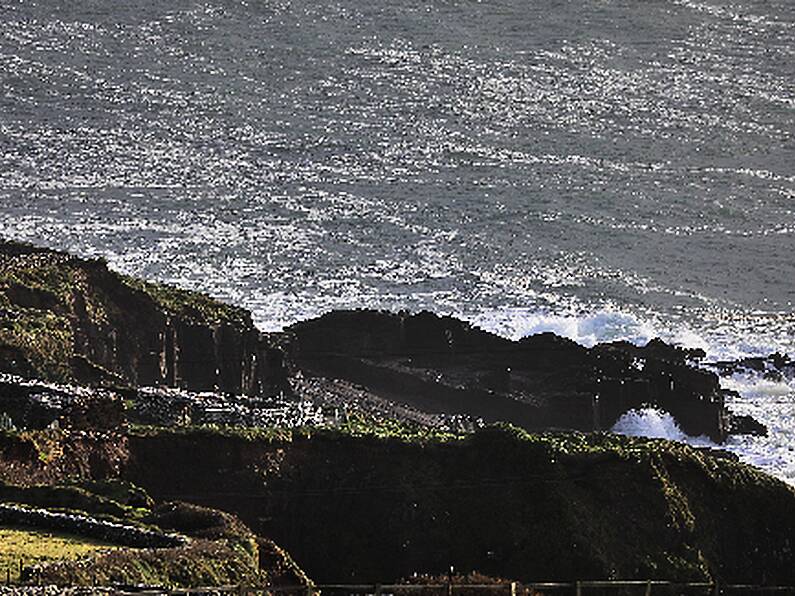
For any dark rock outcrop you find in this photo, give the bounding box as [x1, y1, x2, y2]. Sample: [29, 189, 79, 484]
[728, 413, 768, 436]
[710, 352, 795, 382]
[286, 310, 732, 441]
[0, 374, 124, 431]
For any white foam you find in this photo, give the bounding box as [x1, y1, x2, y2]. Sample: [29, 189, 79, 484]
[611, 407, 713, 446]
[470, 308, 658, 347]
[721, 372, 795, 399]
[611, 379, 795, 486]
[719, 370, 795, 486]
[467, 305, 795, 366]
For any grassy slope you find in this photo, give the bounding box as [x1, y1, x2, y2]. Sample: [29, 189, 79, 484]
[0, 526, 119, 582]
[0, 488, 264, 588]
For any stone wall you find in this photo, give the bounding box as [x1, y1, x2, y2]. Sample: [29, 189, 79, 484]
[0, 503, 186, 548]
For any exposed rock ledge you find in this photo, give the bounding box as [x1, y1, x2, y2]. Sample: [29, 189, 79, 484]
[285, 310, 736, 442]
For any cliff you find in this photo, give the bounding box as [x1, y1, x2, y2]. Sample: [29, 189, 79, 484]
[0, 240, 288, 394]
[3, 424, 794, 585]
[0, 241, 756, 441]
[1, 242, 791, 589]
[99, 424, 795, 584]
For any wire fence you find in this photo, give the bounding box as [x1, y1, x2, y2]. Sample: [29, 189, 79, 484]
[105, 581, 795, 596]
[4, 559, 794, 595]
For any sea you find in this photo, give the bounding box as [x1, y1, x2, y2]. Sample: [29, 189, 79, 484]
[0, 0, 793, 484]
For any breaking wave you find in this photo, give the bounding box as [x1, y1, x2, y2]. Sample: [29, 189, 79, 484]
[611, 407, 713, 446]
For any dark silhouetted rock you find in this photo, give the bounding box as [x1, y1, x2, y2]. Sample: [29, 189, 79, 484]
[287, 310, 735, 442]
[729, 413, 768, 436]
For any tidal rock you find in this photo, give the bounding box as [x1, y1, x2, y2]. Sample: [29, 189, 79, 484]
[728, 413, 768, 436]
[287, 310, 737, 442]
[710, 352, 795, 382]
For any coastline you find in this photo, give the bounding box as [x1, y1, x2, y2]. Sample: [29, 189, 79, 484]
[1, 239, 794, 588]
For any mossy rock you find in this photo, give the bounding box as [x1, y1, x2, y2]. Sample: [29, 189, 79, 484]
[0, 240, 257, 388]
[120, 276, 251, 329]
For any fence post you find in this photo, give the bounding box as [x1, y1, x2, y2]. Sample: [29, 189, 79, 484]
[576, 581, 582, 596]
[511, 582, 517, 596]
[645, 580, 652, 596]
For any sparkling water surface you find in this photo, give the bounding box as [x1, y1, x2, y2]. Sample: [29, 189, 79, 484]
[1, 0, 794, 482]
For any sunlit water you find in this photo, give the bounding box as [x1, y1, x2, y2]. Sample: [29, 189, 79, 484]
[1, 0, 793, 483]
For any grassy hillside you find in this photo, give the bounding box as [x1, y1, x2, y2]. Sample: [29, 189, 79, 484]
[0, 240, 259, 391]
[0, 465, 308, 588]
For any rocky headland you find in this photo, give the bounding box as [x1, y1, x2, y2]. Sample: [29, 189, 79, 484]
[0, 240, 793, 589]
[0, 240, 288, 395]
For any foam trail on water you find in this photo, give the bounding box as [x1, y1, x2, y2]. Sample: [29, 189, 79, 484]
[721, 373, 795, 399]
[719, 373, 795, 487]
[469, 306, 790, 363]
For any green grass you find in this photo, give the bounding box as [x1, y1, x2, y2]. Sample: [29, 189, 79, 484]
[0, 239, 256, 383]
[128, 417, 467, 445]
[0, 251, 75, 304]
[120, 275, 252, 329]
[0, 307, 73, 381]
[0, 526, 120, 582]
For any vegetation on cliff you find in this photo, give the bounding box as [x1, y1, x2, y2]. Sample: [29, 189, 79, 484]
[0, 456, 309, 589]
[0, 240, 263, 391]
[2, 419, 795, 587]
[120, 275, 251, 328]
[122, 423, 795, 585]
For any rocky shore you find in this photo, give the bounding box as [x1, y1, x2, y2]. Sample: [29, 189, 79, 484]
[0, 240, 767, 442]
[1, 240, 794, 589]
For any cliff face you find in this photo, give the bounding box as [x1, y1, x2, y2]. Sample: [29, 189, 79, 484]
[121, 425, 795, 585]
[0, 241, 287, 394]
[2, 242, 790, 588]
[287, 311, 729, 441]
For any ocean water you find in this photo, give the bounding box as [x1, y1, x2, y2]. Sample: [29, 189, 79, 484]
[0, 0, 793, 482]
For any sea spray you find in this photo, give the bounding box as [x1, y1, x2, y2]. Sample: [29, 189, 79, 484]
[611, 395, 795, 487]
[720, 372, 795, 487]
[611, 407, 714, 446]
